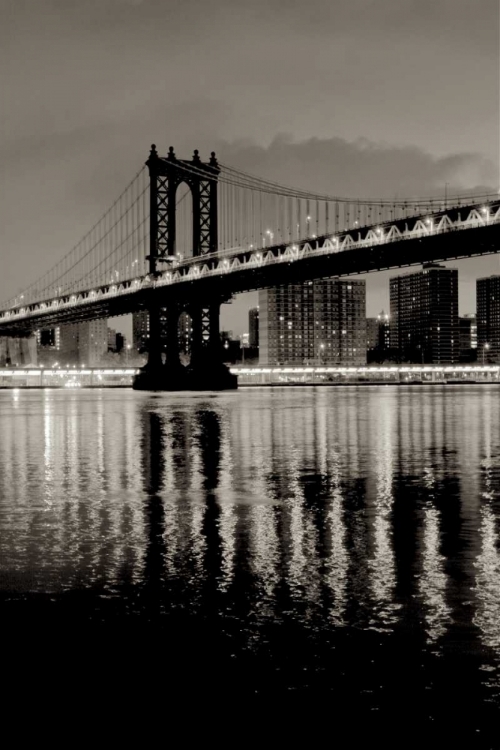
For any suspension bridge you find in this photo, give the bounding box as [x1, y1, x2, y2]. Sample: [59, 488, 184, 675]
[1, 144, 499, 389]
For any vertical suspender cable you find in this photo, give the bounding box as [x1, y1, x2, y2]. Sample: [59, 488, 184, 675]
[260, 191, 263, 247]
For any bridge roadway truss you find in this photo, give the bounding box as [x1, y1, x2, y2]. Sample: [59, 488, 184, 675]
[2, 202, 499, 330]
[1, 144, 499, 390]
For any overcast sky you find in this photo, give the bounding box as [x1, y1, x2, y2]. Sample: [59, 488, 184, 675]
[0, 0, 498, 334]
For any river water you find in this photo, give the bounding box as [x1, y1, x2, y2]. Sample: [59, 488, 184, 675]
[1, 385, 500, 735]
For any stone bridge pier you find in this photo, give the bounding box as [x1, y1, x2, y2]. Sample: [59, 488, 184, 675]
[133, 297, 237, 391]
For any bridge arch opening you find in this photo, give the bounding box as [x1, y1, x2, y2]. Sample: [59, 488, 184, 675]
[175, 181, 194, 262]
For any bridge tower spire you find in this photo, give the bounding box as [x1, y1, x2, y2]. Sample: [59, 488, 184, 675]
[134, 144, 236, 391]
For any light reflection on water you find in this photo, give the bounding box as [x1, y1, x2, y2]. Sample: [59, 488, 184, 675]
[1, 385, 500, 716]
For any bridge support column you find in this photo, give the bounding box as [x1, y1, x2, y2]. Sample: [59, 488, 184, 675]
[133, 299, 236, 391]
[186, 299, 237, 391]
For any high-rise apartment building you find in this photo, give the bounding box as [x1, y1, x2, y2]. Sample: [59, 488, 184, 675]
[59, 319, 108, 366]
[366, 310, 391, 361]
[132, 311, 150, 353]
[477, 276, 500, 363]
[37, 328, 59, 349]
[107, 328, 117, 351]
[58, 324, 79, 364]
[389, 263, 459, 364]
[377, 310, 391, 351]
[459, 314, 477, 362]
[0, 337, 37, 366]
[259, 279, 366, 365]
[366, 318, 379, 351]
[36, 327, 61, 366]
[249, 307, 259, 348]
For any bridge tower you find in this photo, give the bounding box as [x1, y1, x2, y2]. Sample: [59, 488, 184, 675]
[133, 145, 237, 391]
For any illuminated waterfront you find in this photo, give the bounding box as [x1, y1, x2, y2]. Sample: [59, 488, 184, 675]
[2, 364, 500, 389]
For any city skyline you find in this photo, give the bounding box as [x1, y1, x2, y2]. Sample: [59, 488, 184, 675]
[0, 0, 498, 335]
[219, 264, 488, 340]
[22, 267, 499, 369]
[108, 264, 493, 343]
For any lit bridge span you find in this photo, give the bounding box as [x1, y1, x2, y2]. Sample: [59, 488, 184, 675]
[1, 144, 499, 389]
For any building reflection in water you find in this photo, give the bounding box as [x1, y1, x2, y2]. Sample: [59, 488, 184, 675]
[367, 391, 398, 630]
[246, 412, 281, 604]
[325, 441, 348, 626]
[419, 466, 451, 645]
[216, 406, 237, 593]
[473, 392, 500, 691]
[2, 386, 500, 699]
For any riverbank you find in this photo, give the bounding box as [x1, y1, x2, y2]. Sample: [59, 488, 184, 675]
[1, 365, 499, 389]
[240, 379, 496, 386]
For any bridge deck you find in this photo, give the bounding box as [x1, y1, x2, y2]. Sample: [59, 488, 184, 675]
[1, 202, 499, 335]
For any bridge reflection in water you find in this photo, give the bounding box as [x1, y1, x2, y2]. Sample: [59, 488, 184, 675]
[1, 387, 500, 730]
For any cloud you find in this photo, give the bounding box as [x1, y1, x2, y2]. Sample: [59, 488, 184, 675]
[215, 134, 497, 200]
